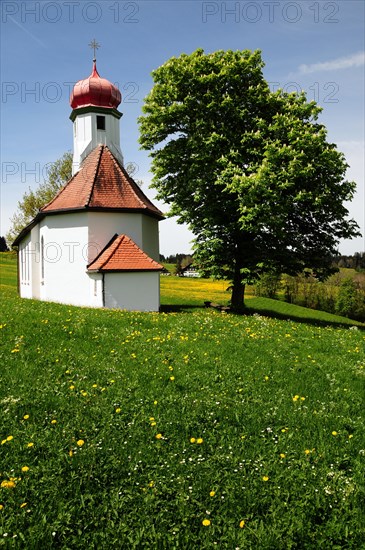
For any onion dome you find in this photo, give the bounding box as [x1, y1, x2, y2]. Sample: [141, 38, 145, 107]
[70, 61, 121, 109]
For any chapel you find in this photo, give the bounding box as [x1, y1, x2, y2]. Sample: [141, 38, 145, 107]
[13, 54, 164, 311]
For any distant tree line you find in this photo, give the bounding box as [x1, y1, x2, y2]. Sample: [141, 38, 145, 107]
[332, 252, 365, 271]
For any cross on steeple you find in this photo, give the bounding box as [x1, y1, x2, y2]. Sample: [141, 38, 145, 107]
[89, 39, 100, 61]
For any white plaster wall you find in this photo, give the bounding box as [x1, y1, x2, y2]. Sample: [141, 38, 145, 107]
[72, 112, 123, 174]
[30, 224, 41, 299]
[39, 213, 90, 306]
[142, 216, 160, 261]
[104, 272, 160, 311]
[88, 212, 144, 262]
[18, 234, 33, 299]
[88, 273, 104, 307]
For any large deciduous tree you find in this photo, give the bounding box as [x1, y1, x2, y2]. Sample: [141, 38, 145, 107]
[139, 49, 360, 310]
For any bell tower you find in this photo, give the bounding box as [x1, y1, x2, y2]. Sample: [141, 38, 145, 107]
[69, 42, 123, 175]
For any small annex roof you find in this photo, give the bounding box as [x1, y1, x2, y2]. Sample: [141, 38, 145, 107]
[41, 145, 164, 219]
[87, 234, 164, 272]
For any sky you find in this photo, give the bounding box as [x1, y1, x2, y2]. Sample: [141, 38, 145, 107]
[1, 0, 364, 256]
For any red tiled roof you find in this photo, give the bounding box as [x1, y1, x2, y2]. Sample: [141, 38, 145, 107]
[87, 234, 164, 272]
[41, 145, 164, 219]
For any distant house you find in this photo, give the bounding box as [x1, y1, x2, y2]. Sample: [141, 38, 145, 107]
[13, 56, 164, 312]
[180, 263, 200, 278]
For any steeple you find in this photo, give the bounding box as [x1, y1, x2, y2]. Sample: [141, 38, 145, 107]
[70, 42, 123, 174]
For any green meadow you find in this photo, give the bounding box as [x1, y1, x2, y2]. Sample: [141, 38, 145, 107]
[0, 253, 364, 549]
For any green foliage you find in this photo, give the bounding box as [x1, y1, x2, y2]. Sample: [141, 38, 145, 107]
[139, 49, 360, 309]
[6, 152, 72, 246]
[336, 278, 365, 320]
[0, 270, 364, 547]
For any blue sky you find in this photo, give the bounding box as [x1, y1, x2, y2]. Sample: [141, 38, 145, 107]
[1, 0, 364, 255]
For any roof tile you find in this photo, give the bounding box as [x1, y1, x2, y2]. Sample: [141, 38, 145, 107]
[41, 145, 163, 219]
[87, 234, 164, 272]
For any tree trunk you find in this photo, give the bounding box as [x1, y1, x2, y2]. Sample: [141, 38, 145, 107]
[231, 263, 246, 311]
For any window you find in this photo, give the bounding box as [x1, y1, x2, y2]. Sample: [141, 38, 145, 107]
[96, 116, 105, 130]
[41, 236, 44, 281]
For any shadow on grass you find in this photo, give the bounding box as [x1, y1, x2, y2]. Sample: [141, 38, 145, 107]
[242, 306, 365, 331]
[160, 304, 203, 313]
[160, 302, 365, 330]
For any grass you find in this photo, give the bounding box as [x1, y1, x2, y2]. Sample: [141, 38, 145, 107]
[0, 252, 365, 548]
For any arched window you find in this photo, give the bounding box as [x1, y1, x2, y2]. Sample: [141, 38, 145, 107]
[41, 236, 44, 281]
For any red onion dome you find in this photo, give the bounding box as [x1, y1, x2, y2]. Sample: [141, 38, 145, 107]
[70, 61, 121, 109]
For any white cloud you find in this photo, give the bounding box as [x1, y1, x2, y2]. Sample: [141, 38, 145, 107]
[298, 52, 365, 75]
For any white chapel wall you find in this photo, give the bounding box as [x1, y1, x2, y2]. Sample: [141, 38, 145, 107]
[39, 213, 90, 306]
[104, 272, 160, 312]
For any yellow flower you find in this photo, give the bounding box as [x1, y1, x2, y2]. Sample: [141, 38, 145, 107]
[153, 400, 158, 405]
[239, 520, 245, 528]
[69, 450, 73, 457]
[169, 376, 175, 381]
[292, 395, 299, 402]
[0, 504, 4, 510]
[209, 491, 215, 497]
[6, 436, 13, 442]
[23, 414, 29, 420]
[20, 502, 27, 508]
[92, 384, 98, 388]
[21, 466, 30, 472]
[155, 433, 163, 440]
[332, 431, 338, 436]
[202, 519, 211, 526]
[1, 480, 15, 489]
[51, 419, 57, 424]
[27, 442, 34, 448]
[150, 421, 156, 426]
[190, 437, 196, 443]
[76, 439, 85, 447]
[1, 439, 7, 445]
[196, 438, 203, 444]
[69, 385, 75, 390]
[115, 408, 121, 414]
[280, 453, 286, 459]
[148, 481, 155, 488]
[348, 434, 353, 439]
[262, 476, 269, 482]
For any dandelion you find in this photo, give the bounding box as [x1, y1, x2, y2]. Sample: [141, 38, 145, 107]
[0, 505, 4, 510]
[209, 491, 216, 497]
[115, 408, 121, 414]
[51, 420, 57, 424]
[92, 384, 98, 388]
[76, 439, 85, 447]
[348, 434, 353, 439]
[69, 450, 73, 457]
[332, 431, 338, 436]
[170, 376, 175, 381]
[20, 503, 27, 508]
[202, 519, 211, 526]
[262, 476, 269, 482]
[6, 436, 13, 442]
[151, 421, 156, 426]
[1, 480, 15, 489]
[190, 437, 196, 443]
[280, 453, 286, 459]
[196, 438, 203, 444]
[304, 449, 311, 455]
[27, 442, 34, 448]
[69, 385, 75, 390]
[23, 414, 29, 420]
[21, 466, 30, 472]
[292, 395, 299, 402]
[155, 433, 163, 440]
[239, 520, 245, 528]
